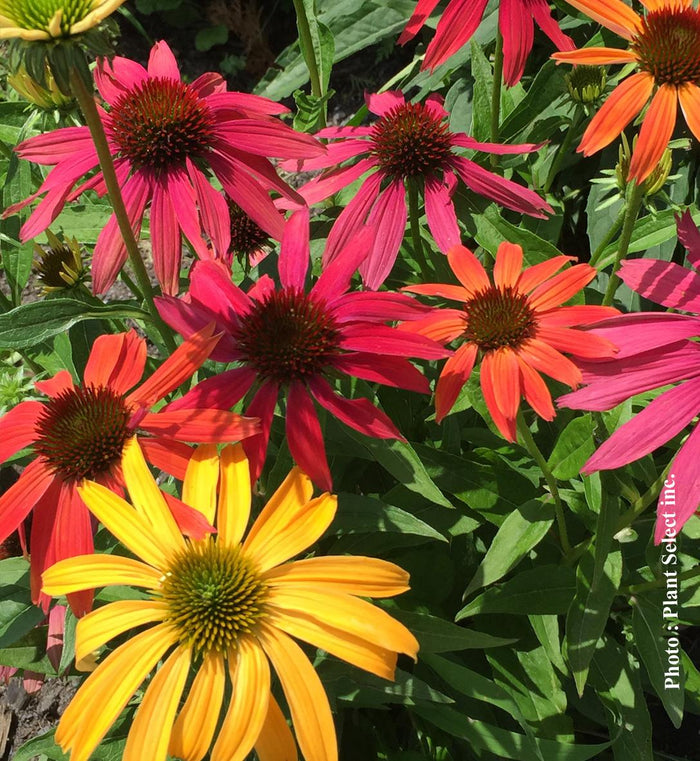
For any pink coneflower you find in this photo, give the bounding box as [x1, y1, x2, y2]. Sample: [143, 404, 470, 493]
[0, 325, 259, 614]
[287, 91, 552, 289]
[6, 40, 324, 295]
[398, 0, 575, 83]
[559, 211, 700, 542]
[156, 208, 450, 489]
[400, 241, 619, 441]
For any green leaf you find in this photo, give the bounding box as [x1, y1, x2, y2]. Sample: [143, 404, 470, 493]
[293, 88, 336, 132]
[0, 299, 149, 348]
[470, 39, 492, 142]
[548, 415, 595, 481]
[465, 499, 554, 596]
[529, 614, 567, 673]
[589, 637, 654, 761]
[457, 565, 577, 618]
[331, 494, 446, 541]
[12, 729, 69, 761]
[391, 610, 516, 653]
[631, 593, 684, 727]
[0, 558, 44, 647]
[194, 24, 228, 51]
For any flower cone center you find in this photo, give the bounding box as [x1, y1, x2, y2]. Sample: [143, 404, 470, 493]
[160, 541, 267, 654]
[1, 0, 94, 33]
[632, 7, 700, 85]
[464, 287, 537, 352]
[235, 288, 341, 384]
[371, 102, 453, 179]
[33, 385, 131, 481]
[108, 78, 216, 172]
[228, 200, 270, 259]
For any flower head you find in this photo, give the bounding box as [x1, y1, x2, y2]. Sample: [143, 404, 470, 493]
[34, 230, 88, 292]
[553, 0, 700, 182]
[6, 40, 324, 295]
[401, 242, 619, 440]
[42, 438, 418, 761]
[157, 208, 449, 489]
[0, 325, 259, 614]
[398, 0, 575, 83]
[0, 0, 125, 40]
[289, 91, 552, 289]
[559, 210, 700, 542]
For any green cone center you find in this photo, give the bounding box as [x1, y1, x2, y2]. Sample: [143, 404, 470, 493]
[1, 0, 95, 33]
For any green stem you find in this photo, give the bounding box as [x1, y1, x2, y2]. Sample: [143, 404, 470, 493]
[588, 205, 627, 268]
[624, 567, 700, 596]
[602, 181, 645, 306]
[615, 466, 670, 534]
[291, 0, 326, 128]
[543, 109, 582, 194]
[516, 411, 572, 555]
[407, 181, 431, 279]
[490, 31, 504, 167]
[68, 69, 176, 352]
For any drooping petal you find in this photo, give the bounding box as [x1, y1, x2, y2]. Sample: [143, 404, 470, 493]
[279, 207, 310, 289]
[360, 179, 408, 290]
[0, 400, 41, 464]
[170, 651, 226, 761]
[182, 443, 219, 523]
[0, 459, 54, 543]
[480, 352, 518, 441]
[150, 174, 184, 297]
[28, 477, 61, 613]
[424, 174, 461, 252]
[162, 492, 215, 540]
[578, 72, 654, 156]
[618, 258, 700, 311]
[500, 0, 535, 86]
[211, 637, 270, 761]
[529, 0, 575, 52]
[258, 626, 338, 761]
[285, 382, 331, 491]
[139, 409, 260, 443]
[678, 83, 700, 144]
[187, 159, 231, 257]
[423, 0, 490, 69]
[561, 0, 641, 39]
[435, 343, 478, 422]
[517, 355, 555, 421]
[254, 696, 298, 761]
[677, 208, 700, 270]
[628, 84, 677, 183]
[83, 331, 146, 395]
[218, 443, 251, 548]
[242, 381, 279, 485]
[43, 555, 163, 596]
[397, 0, 441, 44]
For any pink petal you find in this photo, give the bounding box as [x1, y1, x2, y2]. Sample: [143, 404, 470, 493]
[216, 121, 325, 159]
[582, 377, 700, 472]
[500, 0, 534, 86]
[299, 157, 377, 206]
[398, 0, 441, 44]
[309, 376, 403, 440]
[191, 259, 252, 324]
[166, 367, 257, 411]
[618, 258, 700, 311]
[150, 175, 183, 297]
[330, 291, 432, 323]
[365, 90, 406, 116]
[147, 40, 181, 80]
[423, 0, 489, 69]
[187, 159, 231, 258]
[360, 179, 408, 290]
[206, 91, 290, 118]
[95, 56, 148, 104]
[424, 175, 461, 253]
[677, 209, 700, 270]
[16, 127, 94, 162]
[286, 382, 331, 490]
[191, 72, 226, 97]
[242, 382, 279, 484]
[46, 605, 66, 672]
[166, 166, 209, 259]
[340, 324, 451, 359]
[312, 226, 374, 302]
[279, 208, 310, 289]
[331, 354, 430, 393]
[284, 138, 370, 173]
[0, 401, 42, 463]
[529, 0, 575, 51]
[451, 134, 542, 154]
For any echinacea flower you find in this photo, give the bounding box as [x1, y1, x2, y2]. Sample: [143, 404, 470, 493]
[42, 438, 419, 761]
[0, 0, 125, 40]
[6, 40, 324, 295]
[553, 0, 700, 182]
[400, 241, 620, 441]
[559, 210, 700, 542]
[398, 0, 575, 83]
[157, 208, 449, 489]
[0, 325, 259, 614]
[287, 91, 552, 289]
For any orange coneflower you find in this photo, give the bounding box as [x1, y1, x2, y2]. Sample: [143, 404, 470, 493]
[553, 0, 700, 182]
[401, 242, 620, 441]
[43, 438, 418, 761]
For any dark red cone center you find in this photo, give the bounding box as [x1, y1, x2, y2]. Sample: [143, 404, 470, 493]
[464, 287, 537, 352]
[633, 7, 700, 86]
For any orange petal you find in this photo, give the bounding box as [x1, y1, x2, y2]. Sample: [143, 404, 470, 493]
[435, 343, 478, 422]
[529, 264, 596, 312]
[480, 351, 518, 442]
[518, 339, 582, 388]
[679, 83, 700, 143]
[254, 695, 298, 761]
[493, 242, 523, 289]
[553, 47, 638, 65]
[402, 283, 471, 301]
[628, 84, 678, 182]
[536, 326, 618, 358]
[579, 72, 653, 156]
[489, 349, 521, 424]
[446, 245, 490, 295]
[517, 256, 574, 294]
[564, 0, 641, 39]
[516, 356, 555, 421]
[398, 311, 466, 342]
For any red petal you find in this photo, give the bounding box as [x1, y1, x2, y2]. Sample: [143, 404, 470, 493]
[0, 401, 41, 464]
[242, 382, 279, 485]
[83, 331, 146, 395]
[0, 460, 55, 543]
[34, 371, 73, 398]
[139, 409, 260, 443]
[163, 492, 215, 540]
[139, 437, 194, 481]
[286, 382, 331, 491]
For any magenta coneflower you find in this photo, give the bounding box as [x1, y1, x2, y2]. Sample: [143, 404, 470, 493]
[559, 210, 700, 542]
[6, 40, 324, 295]
[287, 91, 552, 289]
[156, 208, 450, 489]
[398, 0, 575, 83]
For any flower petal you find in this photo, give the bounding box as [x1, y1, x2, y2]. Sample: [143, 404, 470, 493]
[285, 382, 331, 491]
[0, 400, 41, 464]
[0, 460, 54, 543]
[83, 331, 146, 395]
[279, 207, 310, 290]
[493, 241, 523, 289]
[562, 0, 641, 39]
[42, 555, 163, 596]
[254, 695, 298, 761]
[678, 82, 700, 144]
[218, 443, 251, 548]
[447, 244, 490, 294]
[139, 409, 260, 442]
[435, 343, 478, 422]
[628, 84, 677, 183]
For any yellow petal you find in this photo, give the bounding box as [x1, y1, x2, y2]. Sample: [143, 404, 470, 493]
[0, 27, 51, 40]
[78, 480, 170, 569]
[263, 556, 410, 598]
[70, 0, 127, 34]
[124, 646, 191, 761]
[211, 637, 270, 761]
[268, 588, 419, 661]
[268, 609, 398, 680]
[75, 600, 168, 665]
[218, 444, 251, 548]
[246, 494, 337, 573]
[170, 651, 226, 761]
[244, 467, 313, 551]
[47, 9, 62, 37]
[42, 555, 163, 596]
[56, 623, 175, 761]
[182, 443, 220, 523]
[122, 437, 185, 554]
[254, 695, 298, 761]
[258, 625, 337, 761]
